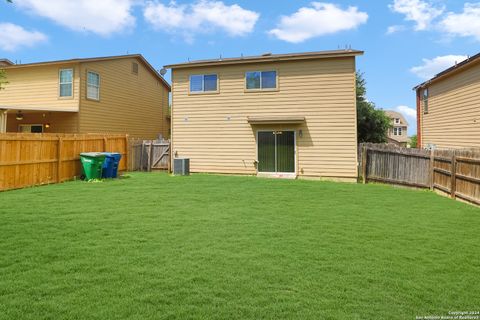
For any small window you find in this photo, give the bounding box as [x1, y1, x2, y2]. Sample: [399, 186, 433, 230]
[132, 62, 139, 75]
[19, 124, 43, 133]
[59, 69, 73, 97]
[246, 71, 277, 90]
[423, 88, 429, 114]
[189, 74, 218, 93]
[87, 71, 100, 100]
[394, 118, 400, 124]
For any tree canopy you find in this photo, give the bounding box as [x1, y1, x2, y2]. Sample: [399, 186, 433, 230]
[356, 72, 391, 143]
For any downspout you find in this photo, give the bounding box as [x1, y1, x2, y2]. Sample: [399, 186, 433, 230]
[416, 89, 422, 148]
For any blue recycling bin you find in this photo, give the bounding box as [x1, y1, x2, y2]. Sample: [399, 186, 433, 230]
[101, 152, 122, 178]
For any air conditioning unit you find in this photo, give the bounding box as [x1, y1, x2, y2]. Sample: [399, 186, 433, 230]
[173, 158, 190, 176]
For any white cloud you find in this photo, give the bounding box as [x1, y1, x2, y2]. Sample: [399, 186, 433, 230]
[0, 23, 47, 51]
[143, 0, 259, 41]
[386, 25, 406, 34]
[389, 0, 444, 31]
[268, 2, 368, 43]
[410, 55, 468, 80]
[396, 105, 417, 119]
[439, 3, 480, 41]
[15, 0, 136, 36]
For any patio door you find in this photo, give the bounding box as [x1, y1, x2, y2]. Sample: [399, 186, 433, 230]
[257, 131, 295, 173]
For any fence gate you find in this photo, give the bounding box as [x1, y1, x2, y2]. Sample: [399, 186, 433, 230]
[129, 139, 170, 172]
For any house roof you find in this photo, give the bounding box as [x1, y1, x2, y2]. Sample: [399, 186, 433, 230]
[413, 51, 480, 90]
[384, 110, 409, 126]
[0, 59, 14, 66]
[2, 54, 171, 90]
[164, 49, 364, 69]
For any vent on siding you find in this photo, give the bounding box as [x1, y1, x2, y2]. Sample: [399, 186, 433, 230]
[132, 62, 139, 75]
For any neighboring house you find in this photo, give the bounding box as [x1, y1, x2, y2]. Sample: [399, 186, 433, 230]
[384, 110, 409, 146]
[165, 49, 363, 180]
[414, 52, 480, 149]
[0, 54, 170, 139]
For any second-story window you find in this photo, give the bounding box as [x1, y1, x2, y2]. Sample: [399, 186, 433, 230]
[87, 71, 100, 101]
[395, 118, 400, 124]
[423, 88, 429, 114]
[246, 71, 277, 90]
[59, 69, 73, 98]
[190, 74, 218, 93]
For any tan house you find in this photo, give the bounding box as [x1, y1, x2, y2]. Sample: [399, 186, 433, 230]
[165, 49, 363, 180]
[415, 52, 480, 149]
[0, 54, 170, 139]
[385, 110, 409, 146]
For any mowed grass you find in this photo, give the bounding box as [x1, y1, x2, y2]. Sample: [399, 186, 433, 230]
[0, 173, 479, 320]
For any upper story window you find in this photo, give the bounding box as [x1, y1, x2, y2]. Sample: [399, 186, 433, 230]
[87, 71, 100, 101]
[423, 88, 429, 114]
[246, 71, 277, 90]
[393, 127, 403, 136]
[394, 118, 400, 124]
[59, 69, 73, 98]
[190, 74, 218, 93]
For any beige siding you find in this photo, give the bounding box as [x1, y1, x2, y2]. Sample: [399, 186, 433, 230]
[0, 64, 80, 112]
[6, 111, 78, 133]
[171, 57, 357, 179]
[421, 61, 480, 149]
[78, 58, 169, 139]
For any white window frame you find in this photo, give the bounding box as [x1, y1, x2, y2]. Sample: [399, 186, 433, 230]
[189, 74, 218, 94]
[19, 124, 43, 133]
[59, 68, 74, 98]
[245, 70, 278, 91]
[86, 71, 100, 101]
[394, 118, 400, 124]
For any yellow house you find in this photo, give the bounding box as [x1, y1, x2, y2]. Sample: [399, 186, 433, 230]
[0, 54, 170, 139]
[165, 49, 363, 180]
[415, 52, 480, 149]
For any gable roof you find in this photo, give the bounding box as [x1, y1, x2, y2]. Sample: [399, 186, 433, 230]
[413, 52, 480, 90]
[164, 49, 364, 69]
[2, 54, 171, 90]
[384, 110, 409, 126]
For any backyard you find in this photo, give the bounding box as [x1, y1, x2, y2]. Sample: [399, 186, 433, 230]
[0, 173, 479, 319]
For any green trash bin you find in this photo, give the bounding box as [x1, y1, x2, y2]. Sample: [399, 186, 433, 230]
[80, 152, 106, 180]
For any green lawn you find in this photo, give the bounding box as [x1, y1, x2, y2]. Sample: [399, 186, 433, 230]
[0, 173, 479, 320]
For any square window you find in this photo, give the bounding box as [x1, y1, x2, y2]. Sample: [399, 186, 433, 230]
[261, 71, 277, 89]
[204, 74, 217, 91]
[246, 71, 261, 89]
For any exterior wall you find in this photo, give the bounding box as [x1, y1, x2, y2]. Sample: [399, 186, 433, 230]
[0, 64, 80, 112]
[78, 58, 169, 139]
[171, 57, 358, 179]
[6, 111, 78, 133]
[419, 60, 480, 149]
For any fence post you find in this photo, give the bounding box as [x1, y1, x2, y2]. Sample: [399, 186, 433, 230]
[57, 136, 63, 183]
[429, 148, 435, 190]
[124, 134, 129, 172]
[148, 140, 153, 172]
[451, 151, 457, 199]
[362, 146, 368, 184]
[103, 137, 108, 152]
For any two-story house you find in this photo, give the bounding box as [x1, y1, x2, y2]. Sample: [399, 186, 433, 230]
[384, 110, 409, 146]
[165, 49, 363, 180]
[0, 54, 170, 139]
[414, 52, 480, 149]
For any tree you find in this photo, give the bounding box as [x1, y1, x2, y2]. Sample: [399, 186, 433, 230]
[356, 72, 391, 143]
[0, 69, 7, 90]
[410, 135, 418, 148]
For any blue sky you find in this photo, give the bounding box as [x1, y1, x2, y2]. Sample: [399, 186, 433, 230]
[1, 0, 480, 135]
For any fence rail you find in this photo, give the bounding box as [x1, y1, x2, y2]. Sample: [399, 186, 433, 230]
[0, 133, 129, 191]
[359, 143, 480, 206]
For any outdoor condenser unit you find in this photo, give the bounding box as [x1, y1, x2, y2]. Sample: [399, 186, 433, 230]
[173, 158, 190, 176]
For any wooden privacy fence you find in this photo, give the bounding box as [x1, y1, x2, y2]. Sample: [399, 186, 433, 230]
[0, 133, 128, 191]
[359, 143, 480, 206]
[129, 138, 170, 172]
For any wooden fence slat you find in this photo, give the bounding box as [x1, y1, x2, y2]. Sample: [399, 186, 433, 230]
[451, 152, 457, 199]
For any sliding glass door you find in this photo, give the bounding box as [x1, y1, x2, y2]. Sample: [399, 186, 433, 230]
[257, 131, 295, 173]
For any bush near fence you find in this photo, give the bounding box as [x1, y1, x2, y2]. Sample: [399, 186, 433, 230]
[359, 143, 480, 206]
[0, 133, 129, 191]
